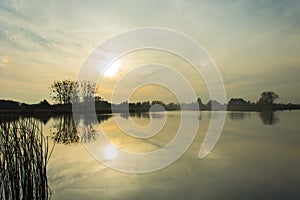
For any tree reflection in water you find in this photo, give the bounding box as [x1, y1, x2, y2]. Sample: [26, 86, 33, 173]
[259, 111, 279, 125]
[52, 114, 113, 144]
[52, 115, 79, 144]
[229, 112, 247, 121]
[80, 115, 112, 143]
[118, 112, 165, 120]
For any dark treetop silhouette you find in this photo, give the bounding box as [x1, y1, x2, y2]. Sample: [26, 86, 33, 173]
[0, 81, 299, 115]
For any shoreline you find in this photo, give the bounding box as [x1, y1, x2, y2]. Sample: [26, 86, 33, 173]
[1, 106, 299, 117]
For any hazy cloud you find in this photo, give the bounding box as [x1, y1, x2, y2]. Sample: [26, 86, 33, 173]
[0, 0, 299, 103]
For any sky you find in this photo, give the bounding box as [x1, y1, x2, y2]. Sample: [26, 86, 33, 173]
[0, 0, 300, 104]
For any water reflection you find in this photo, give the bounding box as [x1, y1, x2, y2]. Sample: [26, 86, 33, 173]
[0, 111, 280, 148]
[44, 111, 300, 200]
[79, 115, 112, 143]
[227, 111, 279, 126]
[259, 111, 279, 125]
[0, 113, 51, 124]
[118, 112, 165, 120]
[52, 115, 80, 144]
[229, 112, 249, 121]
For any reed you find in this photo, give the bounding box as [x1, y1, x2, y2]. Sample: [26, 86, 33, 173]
[0, 118, 52, 200]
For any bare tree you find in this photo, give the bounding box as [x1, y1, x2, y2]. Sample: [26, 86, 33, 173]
[81, 81, 96, 103]
[258, 91, 279, 105]
[50, 80, 75, 104]
[72, 81, 80, 104]
[50, 80, 99, 104]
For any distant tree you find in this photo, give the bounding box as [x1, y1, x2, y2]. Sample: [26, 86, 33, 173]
[94, 96, 103, 102]
[142, 101, 151, 110]
[72, 82, 80, 104]
[94, 96, 111, 112]
[37, 99, 50, 109]
[197, 98, 202, 105]
[197, 98, 207, 110]
[207, 99, 225, 110]
[166, 102, 180, 110]
[50, 80, 98, 104]
[50, 80, 75, 104]
[228, 98, 248, 105]
[81, 81, 96, 103]
[258, 91, 279, 105]
[0, 100, 21, 110]
[151, 100, 166, 107]
[227, 98, 253, 111]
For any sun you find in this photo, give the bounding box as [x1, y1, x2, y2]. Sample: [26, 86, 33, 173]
[104, 60, 122, 77]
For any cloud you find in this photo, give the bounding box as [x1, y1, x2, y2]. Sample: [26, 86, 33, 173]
[0, 0, 300, 103]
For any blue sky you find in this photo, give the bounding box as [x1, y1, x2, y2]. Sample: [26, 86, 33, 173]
[0, 0, 300, 103]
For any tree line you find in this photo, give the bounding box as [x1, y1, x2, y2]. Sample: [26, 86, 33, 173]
[48, 79, 300, 112]
[0, 79, 299, 114]
[50, 80, 98, 104]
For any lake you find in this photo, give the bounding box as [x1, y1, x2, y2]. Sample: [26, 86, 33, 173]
[39, 111, 300, 199]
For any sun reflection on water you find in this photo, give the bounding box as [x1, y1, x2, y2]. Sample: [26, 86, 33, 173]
[103, 144, 119, 160]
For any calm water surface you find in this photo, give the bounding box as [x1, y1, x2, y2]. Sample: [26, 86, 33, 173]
[41, 111, 300, 200]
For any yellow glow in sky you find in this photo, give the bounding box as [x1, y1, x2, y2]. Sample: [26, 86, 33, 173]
[1, 1, 300, 104]
[104, 60, 122, 78]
